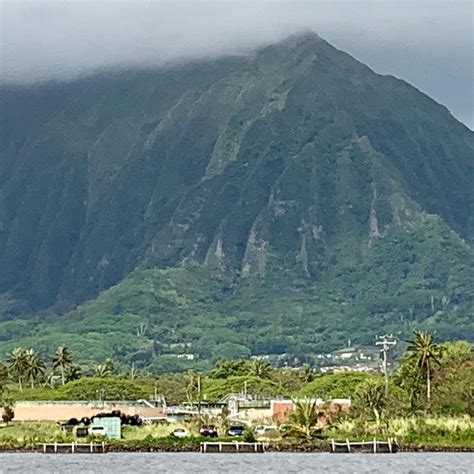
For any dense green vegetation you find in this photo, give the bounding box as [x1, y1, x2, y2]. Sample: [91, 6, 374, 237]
[1, 33, 473, 368]
[0, 334, 472, 449]
[1, 217, 473, 370]
[1, 335, 471, 412]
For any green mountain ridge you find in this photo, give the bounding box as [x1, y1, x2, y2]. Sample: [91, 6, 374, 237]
[0, 33, 473, 369]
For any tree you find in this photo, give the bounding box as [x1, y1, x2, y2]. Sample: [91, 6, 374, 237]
[93, 364, 112, 378]
[93, 358, 115, 378]
[1, 399, 14, 424]
[212, 343, 251, 362]
[210, 359, 248, 378]
[0, 363, 7, 401]
[353, 378, 386, 421]
[287, 399, 321, 438]
[0, 362, 7, 384]
[24, 349, 46, 388]
[247, 358, 272, 379]
[300, 364, 315, 383]
[52, 346, 74, 385]
[406, 331, 442, 401]
[104, 358, 115, 374]
[7, 348, 28, 391]
[185, 371, 202, 405]
[394, 358, 424, 414]
[64, 364, 82, 383]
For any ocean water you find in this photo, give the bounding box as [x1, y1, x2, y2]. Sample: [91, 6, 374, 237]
[0, 452, 471, 473]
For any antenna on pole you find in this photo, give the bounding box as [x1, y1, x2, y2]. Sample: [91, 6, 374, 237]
[375, 334, 397, 396]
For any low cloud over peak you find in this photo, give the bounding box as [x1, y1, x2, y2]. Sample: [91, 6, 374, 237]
[1, 1, 472, 128]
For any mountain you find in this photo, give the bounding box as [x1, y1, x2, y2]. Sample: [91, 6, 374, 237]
[1, 33, 473, 370]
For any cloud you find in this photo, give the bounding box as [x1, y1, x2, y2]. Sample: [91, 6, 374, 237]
[0, 1, 472, 128]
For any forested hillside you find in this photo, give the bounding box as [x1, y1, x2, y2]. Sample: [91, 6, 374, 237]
[1, 33, 473, 369]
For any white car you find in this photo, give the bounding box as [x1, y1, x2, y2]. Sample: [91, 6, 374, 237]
[254, 425, 277, 435]
[90, 426, 107, 436]
[171, 428, 188, 438]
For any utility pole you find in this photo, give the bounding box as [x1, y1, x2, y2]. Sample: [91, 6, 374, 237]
[197, 374, 202, 419]
[375, 334, 397, 396]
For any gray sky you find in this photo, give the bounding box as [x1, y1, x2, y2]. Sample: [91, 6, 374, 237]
[1, 1, 473, 128]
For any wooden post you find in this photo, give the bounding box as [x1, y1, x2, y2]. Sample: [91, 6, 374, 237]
[236, 442, 239, 452]
[54, 442, 57, 453]
[102, 441, 105, 453]
[90, 441, 93, 453]
[43, 444, 46, 454]
[388, 437, 392, 453]
[255, 443, 258, 452]
[373, 438, 377, 453]
[346, 439, 351, 453]
[331, 439, 335, 453]
[71, 442, 75, 454]
[219, 442, 222, 453]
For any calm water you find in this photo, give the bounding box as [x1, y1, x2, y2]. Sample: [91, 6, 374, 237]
[0, 452, 472, 473]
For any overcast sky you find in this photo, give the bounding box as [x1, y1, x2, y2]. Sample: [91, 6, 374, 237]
[1, 1, 472, 128]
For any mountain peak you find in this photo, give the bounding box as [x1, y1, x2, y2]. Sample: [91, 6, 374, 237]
[0, 35, 472, 361]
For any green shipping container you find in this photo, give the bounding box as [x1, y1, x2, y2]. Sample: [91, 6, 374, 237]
[92, 416, 121, 440]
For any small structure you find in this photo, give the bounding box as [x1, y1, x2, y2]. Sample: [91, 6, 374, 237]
[200, 442, 266, 453]
[92, 416, 121, 440]
[330, 438, 398, 453]
[41, 442, 106, 454]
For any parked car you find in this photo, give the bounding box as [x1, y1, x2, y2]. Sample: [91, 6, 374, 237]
[227, 425, 245, 436]
[255, 425, 277, 435]
[89, 426, 106, 437]
[75, 427, 89, 437]
[200, 424, 218, 437]
[171, 428, 188, 438]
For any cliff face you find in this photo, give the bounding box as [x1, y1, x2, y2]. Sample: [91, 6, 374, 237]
[0, 33, 473, 317]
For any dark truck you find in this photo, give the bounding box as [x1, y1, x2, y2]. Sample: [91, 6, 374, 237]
[200, 424, 218, 437]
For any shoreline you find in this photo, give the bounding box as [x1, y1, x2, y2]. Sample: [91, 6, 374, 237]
[0, 443, 472, 454]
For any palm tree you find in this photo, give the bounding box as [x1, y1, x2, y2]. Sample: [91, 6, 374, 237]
[185, 371, 202, 408]
[52, 346, 73, 385]
[300, 364, 314, 383]
[93, 364, 112, 377]
[287, 399, 320, 438]
[7, 348, 28, 391]
[247, 358, 272, 379]
[64, 364, 82, 383]
[24, 349, 46, 389]
[406, 331, 442, 401]
[93, 358, 115, 378]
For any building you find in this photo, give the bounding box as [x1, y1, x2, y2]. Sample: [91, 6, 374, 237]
[13, 400, 165, 422]
[227, 395, 352, 424]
